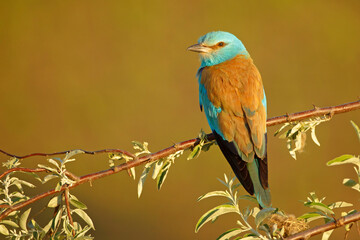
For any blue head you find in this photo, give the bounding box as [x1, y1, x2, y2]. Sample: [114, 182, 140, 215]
[187, 31, 249, 67]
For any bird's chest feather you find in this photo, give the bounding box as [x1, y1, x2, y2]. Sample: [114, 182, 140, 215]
[199, 55, 262, 115]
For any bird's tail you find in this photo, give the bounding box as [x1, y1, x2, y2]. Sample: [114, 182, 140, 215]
[247, 160, 271, 208]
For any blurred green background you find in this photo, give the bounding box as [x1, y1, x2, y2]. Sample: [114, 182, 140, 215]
[1, 0, 360, 239]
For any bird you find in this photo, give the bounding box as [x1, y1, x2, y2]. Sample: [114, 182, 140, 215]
[187, 31, 271, 208]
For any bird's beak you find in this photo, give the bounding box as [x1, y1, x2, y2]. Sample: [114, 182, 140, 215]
[187, 43, 212, 53]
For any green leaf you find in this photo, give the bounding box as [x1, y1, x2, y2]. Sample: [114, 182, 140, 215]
[43, 174, 58, 183]
[70, 198, 88, 210]
[48, 159, 60, 169]
[51, 208, 62, 230]
[0, 225, 9, 235]
[38, 164, 58, 173]
[16, 179, 35, 188]
[255, 208, 276, 227]
[156, 161, 171, 190]
[73, 209, 95, 230]
[202, 141, 215, 152]
[195, 204, 237, 233]
[327, 154, 360, 167]
[187, 145, 201, 160]
[138, 165, 152, 198]
[343, 179, 360, 192]
[238, 195, 258, 203]
[298, 212, 326, 222]
[217, 228, 249, 240]
[197, 191, 231, 202]
[304, 202, 334, 215]
[274, 123, 290, 136]
[48, 195, 62, 208]
[328, 201, 353, 209]
[152, 160, 164, 179]
[132, 141, 145, 151]
[55, 182, 62, 191]
[0, 220, 19, 228]
[20, 208, 31, 231]
[350, 120, 360, 142]
[64, 150, 85, 161]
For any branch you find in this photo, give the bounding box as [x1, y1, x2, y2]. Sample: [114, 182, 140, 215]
[0, 100, 358, 160]
[0, 99, 359, 231]
[266, 99, 360, 126]
[285, 212, 360, 240]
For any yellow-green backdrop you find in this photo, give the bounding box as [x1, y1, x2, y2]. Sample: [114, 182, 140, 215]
[1, 1, 360, 239]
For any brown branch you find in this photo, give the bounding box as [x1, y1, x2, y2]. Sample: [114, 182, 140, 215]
[0, 148, 135, 160]
[64, 188, 75, 237]
[0, 99, 359, 237]
[285, 212, 360, 240]
[266, 100, 360, 126]
[0, 100, 358, 160]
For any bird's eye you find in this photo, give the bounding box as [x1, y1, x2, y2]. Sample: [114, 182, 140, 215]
[217, 42, 225, 47]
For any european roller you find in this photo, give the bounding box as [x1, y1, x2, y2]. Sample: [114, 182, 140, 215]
[188, 31, 271, 208]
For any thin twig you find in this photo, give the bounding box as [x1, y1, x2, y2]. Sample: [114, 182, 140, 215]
[266, 100, 360, 126]
[64, 188, 75, 237]
[0, 100, 358, 160]
[0, 149, 136, 160]
[285, 212, 360, 240]
[0, 99, 359, 238]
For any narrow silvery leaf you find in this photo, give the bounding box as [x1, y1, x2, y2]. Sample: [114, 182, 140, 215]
[16, 180, 35, 188]
[304, 202, 334, 215]
[202, 141, 215, 152]
[224, 174, 228, 184]
[195, 204, 237, 233]
[38, 164, 57, 173]
[0, 220, 19, 228]
[48, 159, 60, 169]
[187, 145, 201, 160]
[327, 155, 360, 167]
[255, 208, 276, 227]
[0, 225, 9, 235]
[51, 208, 62, 231]
[311, 127, 320, 146]
[48, 195, 61, 208]
[328, 201, 353, 209]
[130, 167, 136, 180]
[64, 150, 84, 161]
[55, 182, 62, 192]
[321, 229, 334, 240]
[70, 198, 87, 210]
[350, 120, 360, 142]
[132, 141, 144, 151]
[274, 123, 290, 136]
[20, 208, 31, 231]
[43, 174, 58, 183]
[138, 166, 152, 198]
[238, 195, 258, 204]
[156, 161, 171, 190]
[152, 160, 164, 179]
[197, 191, 231, 202]
[298, 212, 326, 222]
[73, 209, 95, 230]
[217, 228, 249, 240]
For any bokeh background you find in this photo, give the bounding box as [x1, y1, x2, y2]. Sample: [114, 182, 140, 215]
[1, 1, 360, 239]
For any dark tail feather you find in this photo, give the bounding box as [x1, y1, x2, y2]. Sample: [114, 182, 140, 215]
[213, 131, 254, 195]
